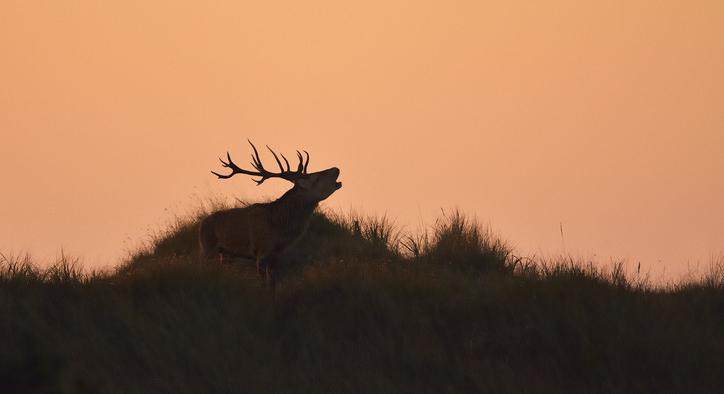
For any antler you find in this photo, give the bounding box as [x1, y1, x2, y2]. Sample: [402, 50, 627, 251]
[211, 140, 310, 185]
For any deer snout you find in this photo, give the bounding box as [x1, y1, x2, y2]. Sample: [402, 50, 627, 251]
[329, 167, 342, 189]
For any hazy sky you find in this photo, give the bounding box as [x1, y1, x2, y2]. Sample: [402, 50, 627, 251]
[1, 1, 722, 278]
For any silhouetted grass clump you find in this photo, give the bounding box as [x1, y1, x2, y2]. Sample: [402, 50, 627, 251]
[403, 209, 512, 274]
[2, 208, 723, 394]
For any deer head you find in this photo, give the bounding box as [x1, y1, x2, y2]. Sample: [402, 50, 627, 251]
[211, 140, 342, 202]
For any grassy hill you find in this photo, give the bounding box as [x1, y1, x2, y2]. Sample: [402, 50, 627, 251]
[1, 207, 723, 393]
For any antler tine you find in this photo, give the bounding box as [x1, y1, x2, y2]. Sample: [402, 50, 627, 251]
[211, 152, 261, 179]
[248, 140, 264, 170]
[295, 151, 305, 173]
[303, 150, 310, 174]
[210, 169, 231, 179]
[280, 153, 291, 172]
[267, 145, 286, 173]
[210, 152, 240, 179]
[221, 152, 241, 170]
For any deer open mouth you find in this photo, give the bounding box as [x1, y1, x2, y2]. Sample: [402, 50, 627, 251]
[335, 181, 343, 189]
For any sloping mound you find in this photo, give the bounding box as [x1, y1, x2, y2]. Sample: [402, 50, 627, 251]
[1, 209, 723, 393]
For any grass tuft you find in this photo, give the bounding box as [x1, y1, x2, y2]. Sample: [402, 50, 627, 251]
[404, 209, 512, 274]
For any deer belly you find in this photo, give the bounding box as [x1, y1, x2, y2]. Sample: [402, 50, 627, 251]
[218, 225, 278, 257]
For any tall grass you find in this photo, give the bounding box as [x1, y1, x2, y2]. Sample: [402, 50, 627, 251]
[1, 252, 87, 286]
[402, 209, 512, 274]
[2, 208, 723, 393]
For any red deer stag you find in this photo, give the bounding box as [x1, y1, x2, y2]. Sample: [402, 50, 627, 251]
[199, 140, 342, 287]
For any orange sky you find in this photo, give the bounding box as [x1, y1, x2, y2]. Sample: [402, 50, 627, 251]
[1, 1, 723, 279]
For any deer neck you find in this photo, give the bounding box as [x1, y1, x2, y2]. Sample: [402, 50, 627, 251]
[269, 186, 318, 228]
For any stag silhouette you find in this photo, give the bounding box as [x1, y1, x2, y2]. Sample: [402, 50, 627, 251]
[199, 140, 342, 287]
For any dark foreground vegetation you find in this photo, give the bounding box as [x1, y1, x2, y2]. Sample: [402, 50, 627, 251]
[2, 206, 723, 393]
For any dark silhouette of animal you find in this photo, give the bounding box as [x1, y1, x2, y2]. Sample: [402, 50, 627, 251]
[199, 140, 342, 287]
